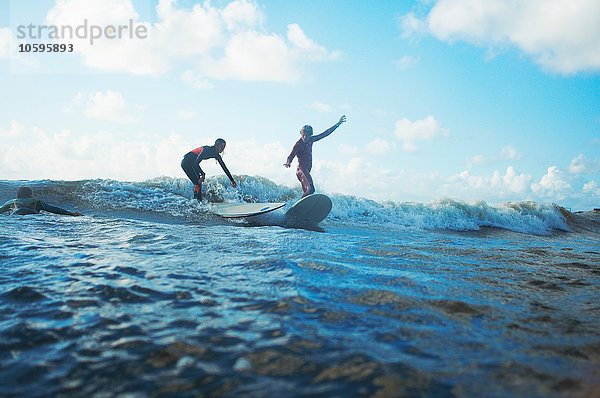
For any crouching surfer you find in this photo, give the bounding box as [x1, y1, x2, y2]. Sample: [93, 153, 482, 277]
[181, 138, 237, 202]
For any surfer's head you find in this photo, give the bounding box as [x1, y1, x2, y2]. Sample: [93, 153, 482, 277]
[215, 138, 226, 153]
[17, 186, 33, 198]
[300, 125, 313, 142]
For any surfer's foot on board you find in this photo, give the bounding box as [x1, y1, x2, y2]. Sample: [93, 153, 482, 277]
[193, 184, 203, 201]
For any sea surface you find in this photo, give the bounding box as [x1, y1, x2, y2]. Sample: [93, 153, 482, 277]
[1, 177, 599, 397]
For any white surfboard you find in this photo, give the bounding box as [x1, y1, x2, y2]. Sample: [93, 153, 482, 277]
[210, 202, 286, 218]
[284, 194, 332, 227]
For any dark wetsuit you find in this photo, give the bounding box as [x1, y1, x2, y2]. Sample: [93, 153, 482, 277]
[181, 145, 235, 200]
[286, 125, 338, 198]
[0, 198, 76, 216]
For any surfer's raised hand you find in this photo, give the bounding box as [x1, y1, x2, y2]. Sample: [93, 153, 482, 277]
[336, 115, 347, 126]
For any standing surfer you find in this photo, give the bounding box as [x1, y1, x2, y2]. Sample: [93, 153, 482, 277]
[181, 138, 237, 202]
[284, 115, 346, 198]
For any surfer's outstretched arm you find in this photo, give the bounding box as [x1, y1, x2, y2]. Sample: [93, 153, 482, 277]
[217, 155, 237, 188]
[313, 115, 347, 142]
[39, 201, 82, 216]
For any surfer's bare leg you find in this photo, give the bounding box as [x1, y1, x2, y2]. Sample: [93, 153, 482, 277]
[296, 167, 315, 198]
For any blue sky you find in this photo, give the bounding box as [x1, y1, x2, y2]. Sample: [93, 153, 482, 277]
[1, 0, 599, 209]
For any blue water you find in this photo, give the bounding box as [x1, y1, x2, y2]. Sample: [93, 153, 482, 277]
[1, 177, 599, 397]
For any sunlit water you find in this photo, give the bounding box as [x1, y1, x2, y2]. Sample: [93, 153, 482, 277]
[1, 178, 598, 397]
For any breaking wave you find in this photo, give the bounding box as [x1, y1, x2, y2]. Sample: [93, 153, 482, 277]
[1, 176, 595, 235]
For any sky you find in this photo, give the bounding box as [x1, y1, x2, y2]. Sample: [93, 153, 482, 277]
[0, 0, 599, 210]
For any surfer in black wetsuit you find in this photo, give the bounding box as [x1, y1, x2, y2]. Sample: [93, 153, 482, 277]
[284, 115, 346, 198]
[0, 187, 82, 216]
[181, 138, 237, 201]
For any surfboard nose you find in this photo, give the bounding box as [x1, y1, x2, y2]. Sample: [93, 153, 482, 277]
[285, 194, 332, 227]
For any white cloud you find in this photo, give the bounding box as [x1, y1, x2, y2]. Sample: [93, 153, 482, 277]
[338, 144, 358, 156]
[200, 30, 300, 82]
[568, 153, 600, 175]
[181, 69, 213, 90]
[582, 180, 599, 196]
[0, 120, 26, 138]
[287, 23, 339, 61]
[467, 146, 522, 167]
[80, 91, 138, 123]
[400, 0, 600, 74]
[222, 0, 265, 32]
[0, 28, 27, 63]
[45, 0, 166, 75]
[491, 166, 532, 195]
[317, 156, 392, 198]
[198, 23, 339, 83]
[0, 28, 10, 59]
[366, 138, 393, 156]
[450, 170, 487, 191]
[1, 118, 596, 208]
[501, 146, 521, 160]
[393, 55, 420, 70]
[225, 139, 290, 182]
[531, 166, 571, 200]
[42, 0, 336, 81]
[64, 92, 85, 113]
[394, 115, 444, 152]
[81, 29, 165, 75]
[466, 154, 487, 167]
[309, 101, 333, 113]
[0, 120, 190, 180]
[155, 0, 225, 57]
[46, 0, 139, 27]
[398, 12, 428, 39]
[446, 166, 537, 201]
[568, 154, 587, 174]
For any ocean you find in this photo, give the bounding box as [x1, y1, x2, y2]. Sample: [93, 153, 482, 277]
[1, 177, 598, 397]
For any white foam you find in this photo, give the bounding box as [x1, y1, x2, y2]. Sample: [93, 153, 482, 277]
[21, 176, 569, 235]
[329, 195, 570, 235]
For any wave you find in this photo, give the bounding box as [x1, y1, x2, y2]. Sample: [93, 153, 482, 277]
[1, 176, 596, 235]
[328, 196, 571, 235]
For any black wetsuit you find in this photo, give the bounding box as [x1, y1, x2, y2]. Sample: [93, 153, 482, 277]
[286, 124, 339, 198]
[0, 198, 76, 216]
[181, 145, 235, 200]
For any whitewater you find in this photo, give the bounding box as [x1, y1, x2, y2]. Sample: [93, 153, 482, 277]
[1, 176, 598, 397]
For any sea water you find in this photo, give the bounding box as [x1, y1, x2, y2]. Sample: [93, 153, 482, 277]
[0, 177, 598, 397]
